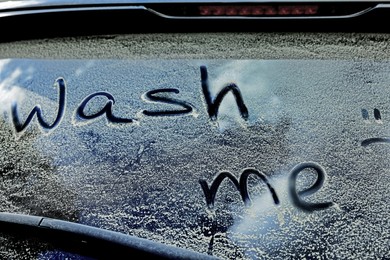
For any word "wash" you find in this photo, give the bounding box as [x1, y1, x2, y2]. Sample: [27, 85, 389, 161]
[7, 66, 249, 135]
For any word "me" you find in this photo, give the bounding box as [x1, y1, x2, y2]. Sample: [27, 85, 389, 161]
[200, 162, 335, 212]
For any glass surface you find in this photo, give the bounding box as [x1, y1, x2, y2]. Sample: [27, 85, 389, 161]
[0, 58, 389, 258]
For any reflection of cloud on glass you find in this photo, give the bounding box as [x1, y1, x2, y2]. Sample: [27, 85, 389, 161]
[211, 61, 268, 93]
[0, 1, 46, 10]
[75, 60, 95, 76]
[0, 59, 65, 137]
[228, 175, 292, 258]
[230, 175, 289, 233]
[0, 59, 25, 113]
[208, 61, 281, 131]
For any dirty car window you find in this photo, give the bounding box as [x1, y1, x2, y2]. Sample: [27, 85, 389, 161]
[0, 55, 389, 259]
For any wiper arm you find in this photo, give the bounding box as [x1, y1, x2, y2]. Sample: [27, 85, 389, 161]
[0, 212, 217, 260]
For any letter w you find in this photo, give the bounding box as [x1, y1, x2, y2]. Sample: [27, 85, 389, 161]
[11, 78, 66, 133]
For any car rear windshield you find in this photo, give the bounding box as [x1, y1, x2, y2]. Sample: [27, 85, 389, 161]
[1, 32, 390, 259]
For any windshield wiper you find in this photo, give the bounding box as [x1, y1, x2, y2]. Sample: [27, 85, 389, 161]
[0, 212, 217, 259]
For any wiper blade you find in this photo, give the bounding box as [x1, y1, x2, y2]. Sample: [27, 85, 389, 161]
[0, 212, 217, 259]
